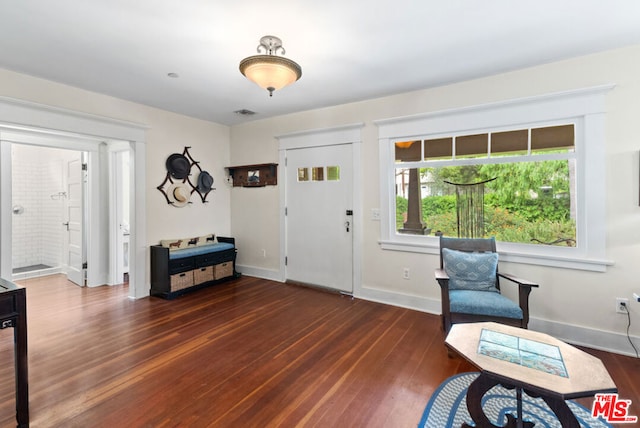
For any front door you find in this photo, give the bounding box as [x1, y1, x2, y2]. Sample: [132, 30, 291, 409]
[285, 143, 353, 293]
[66, 157, 85, 286]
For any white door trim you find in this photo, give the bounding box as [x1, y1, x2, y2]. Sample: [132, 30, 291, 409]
[277, 123, 363, 297]
[108, 148, 130, 286]
[0, 97, 148, 299]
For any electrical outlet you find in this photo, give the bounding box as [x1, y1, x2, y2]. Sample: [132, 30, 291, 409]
[634, 293, 640, 303]
[616, 297, 629, 314]
[403, 268, 410, 280]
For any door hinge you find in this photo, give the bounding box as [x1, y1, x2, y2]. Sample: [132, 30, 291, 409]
[285, 207, 287, 216]
[82, 262, 88, 269]
[82, 163, 88, 171]
[285, 256, 288, 266]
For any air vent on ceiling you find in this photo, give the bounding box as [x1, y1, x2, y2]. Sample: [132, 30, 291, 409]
[234, 109, 257, 116]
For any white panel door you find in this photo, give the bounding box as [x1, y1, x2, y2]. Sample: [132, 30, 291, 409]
[114, 151, 130, 283]
[66, 158, 84, 286]
[285, 144, 353, 293]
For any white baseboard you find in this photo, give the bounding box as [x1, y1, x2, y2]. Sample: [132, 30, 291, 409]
[355, 285, 442, 315]
[353, 285, 640, 357]
[236, 265, 283, 282]
[529, 318, 639, 358]
[239, 273, 639, 357]
[12, 266, 63, 281]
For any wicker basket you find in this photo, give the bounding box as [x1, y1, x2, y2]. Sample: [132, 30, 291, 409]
[214, 262, 233, 280]
[193, 266, 214, 285]
[170, 271, 194, 291]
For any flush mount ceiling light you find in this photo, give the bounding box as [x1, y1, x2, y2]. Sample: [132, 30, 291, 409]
[239, 35, 302, 97]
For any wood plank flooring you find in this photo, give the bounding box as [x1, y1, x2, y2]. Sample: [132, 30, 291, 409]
[0, 275, 637, 427]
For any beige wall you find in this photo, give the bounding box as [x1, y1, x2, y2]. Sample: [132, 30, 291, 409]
[230, 45, 640, 354]
[0, 68, 232, 245]
[2, 43, 638, 353]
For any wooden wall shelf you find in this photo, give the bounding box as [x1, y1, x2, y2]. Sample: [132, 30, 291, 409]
[227, 163, 277, 187]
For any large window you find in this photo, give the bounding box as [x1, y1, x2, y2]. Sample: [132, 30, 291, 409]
[376, 86, 614, 271]
[394, 124, 576, 247]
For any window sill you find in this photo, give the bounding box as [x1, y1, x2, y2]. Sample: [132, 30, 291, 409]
[378, 239, 613, 272]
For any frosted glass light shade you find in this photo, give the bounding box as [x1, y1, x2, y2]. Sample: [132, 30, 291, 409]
[239, 55, 302, 96]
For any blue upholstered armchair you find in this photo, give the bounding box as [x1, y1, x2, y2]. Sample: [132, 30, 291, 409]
[435, 236, 539, 333]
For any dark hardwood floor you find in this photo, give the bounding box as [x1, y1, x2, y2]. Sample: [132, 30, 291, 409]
[0, 275, 637, 427]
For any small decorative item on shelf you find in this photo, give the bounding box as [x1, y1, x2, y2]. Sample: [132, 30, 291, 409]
[157, 147, 216, 206]
[226, 163, 277, 187]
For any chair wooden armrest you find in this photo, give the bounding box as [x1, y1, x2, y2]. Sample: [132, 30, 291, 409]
[497, 272, 539, 288]
[435, 268, 449, 282]
[434, 268, 452, 332]
[497, 272, 538, 327]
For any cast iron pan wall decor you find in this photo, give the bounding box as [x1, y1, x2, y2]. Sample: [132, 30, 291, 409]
[157, 147, 216, 206]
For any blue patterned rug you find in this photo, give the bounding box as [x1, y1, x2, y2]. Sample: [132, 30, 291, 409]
[418, 372, 612, 428]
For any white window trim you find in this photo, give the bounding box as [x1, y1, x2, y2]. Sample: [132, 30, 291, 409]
[374, 85, 615, 272]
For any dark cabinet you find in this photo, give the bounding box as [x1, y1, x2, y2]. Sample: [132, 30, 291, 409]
[0, 279, 28, 427]
[150, 237, 238, 299]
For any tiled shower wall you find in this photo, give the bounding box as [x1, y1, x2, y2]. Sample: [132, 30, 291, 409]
[12, 145, 81, 271]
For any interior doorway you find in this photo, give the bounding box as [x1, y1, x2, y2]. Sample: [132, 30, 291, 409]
[1, 129, 121, 289]
[0, 97, 147, 299]
[11, 144, 86, 284]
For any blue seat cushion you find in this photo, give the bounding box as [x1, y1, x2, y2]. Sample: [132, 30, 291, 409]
[442, 248, 499, 292]
[169, 242, 235, 259]
[449, 289, 523, 319]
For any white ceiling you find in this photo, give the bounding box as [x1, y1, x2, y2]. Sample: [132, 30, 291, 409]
[1, 1, 640, 126]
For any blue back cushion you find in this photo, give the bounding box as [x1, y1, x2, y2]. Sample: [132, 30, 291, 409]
[442, 248, 498, 292]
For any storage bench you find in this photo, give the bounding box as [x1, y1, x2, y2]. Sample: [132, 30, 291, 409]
[150, 236, 239, 299]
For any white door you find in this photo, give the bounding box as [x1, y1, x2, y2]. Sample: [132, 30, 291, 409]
[114, 151, 130, 283]
[285, 144, 353, 293]
[66, 158, 85, 286]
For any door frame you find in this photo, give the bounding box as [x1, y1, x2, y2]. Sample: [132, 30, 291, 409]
[0, 96, 148, 299]
[277, 123, 363, 296]
[108, 144, 131, 285]
[4, 134, 94, 282]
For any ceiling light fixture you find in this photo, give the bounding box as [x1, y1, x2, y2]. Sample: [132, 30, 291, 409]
[239, 35, 302, 97]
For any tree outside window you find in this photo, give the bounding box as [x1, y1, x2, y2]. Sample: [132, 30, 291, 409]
[394, 124, 577, 247]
